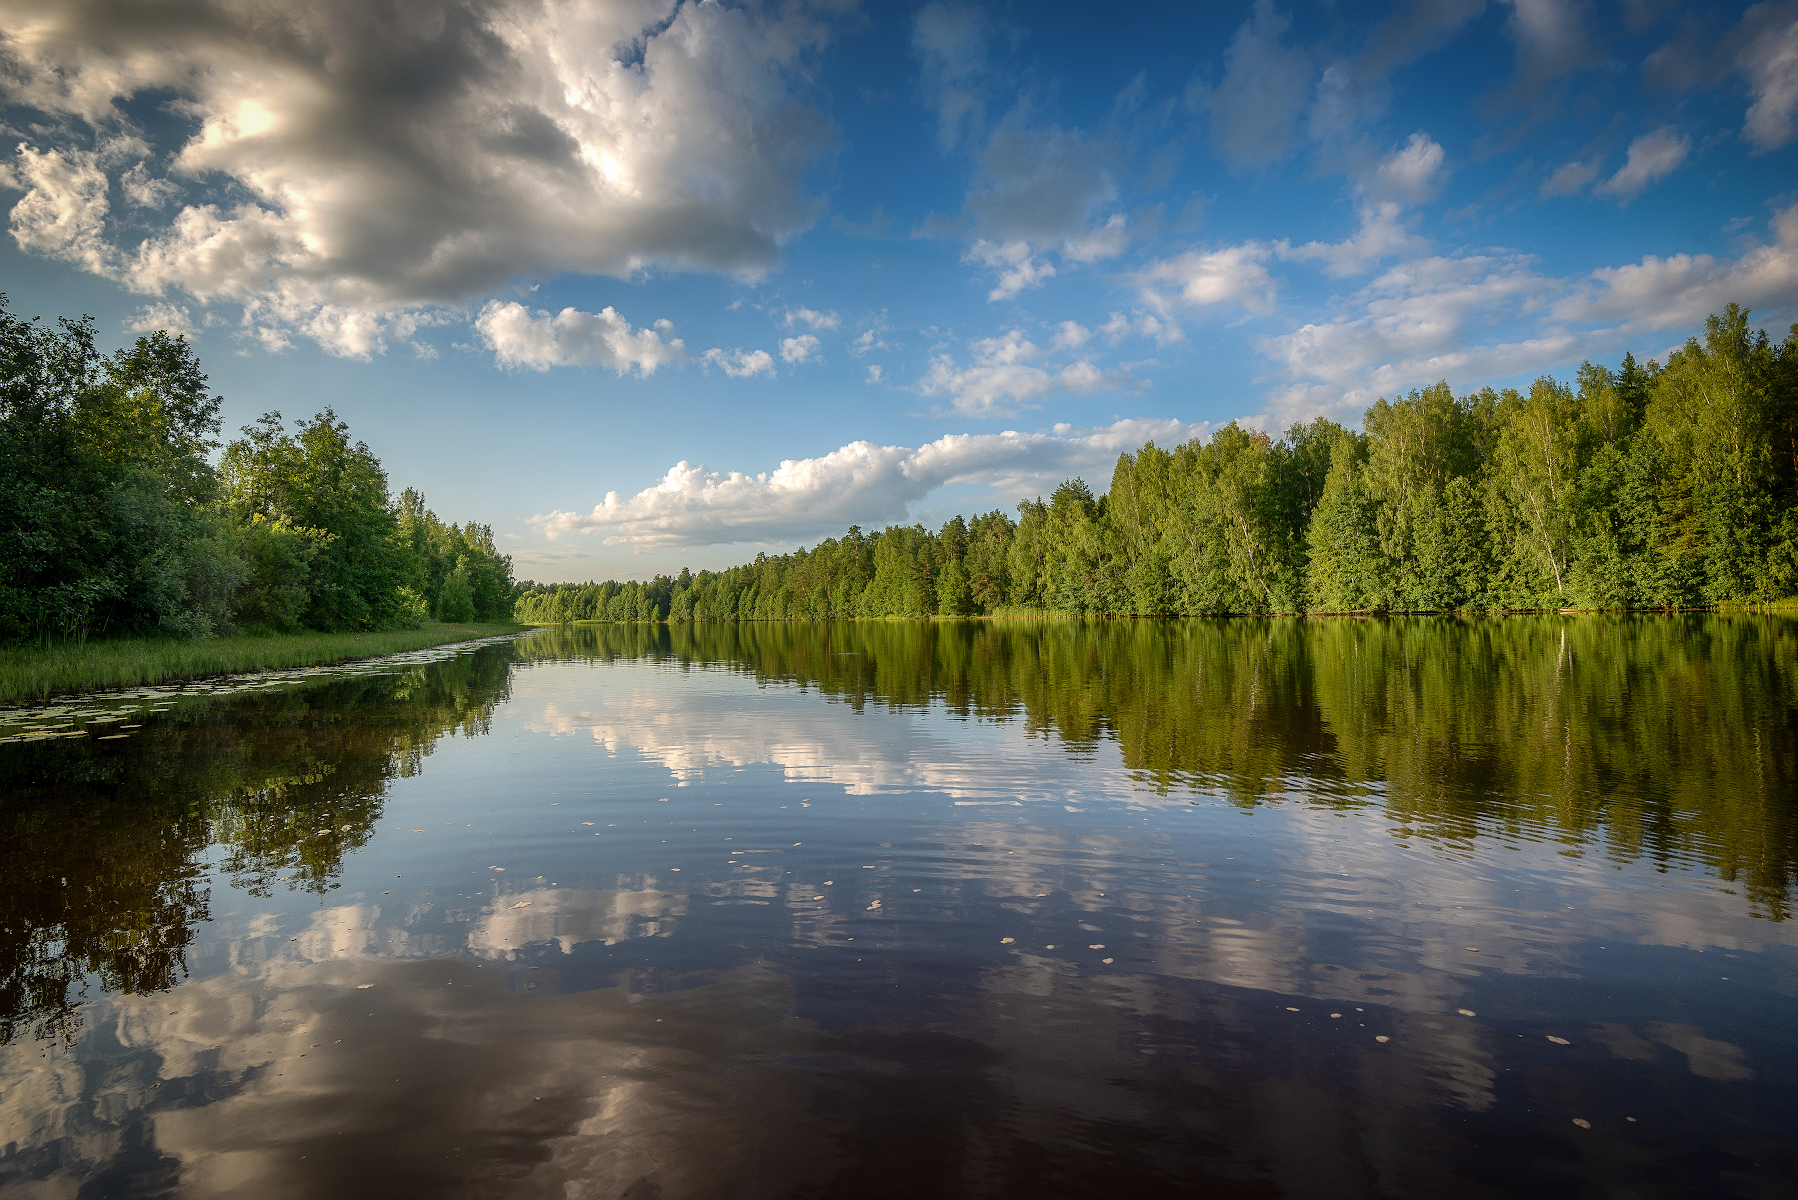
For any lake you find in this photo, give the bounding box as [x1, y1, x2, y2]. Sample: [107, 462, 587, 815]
[2, 616, 1794, 1199]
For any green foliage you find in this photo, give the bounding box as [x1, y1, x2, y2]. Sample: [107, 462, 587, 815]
[435, 561, 476, 622]
[1, 296, 513, 647]
[514, 304, 1798, 622]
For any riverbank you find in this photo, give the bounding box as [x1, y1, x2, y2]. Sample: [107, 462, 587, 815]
[0, 622, 527, 704]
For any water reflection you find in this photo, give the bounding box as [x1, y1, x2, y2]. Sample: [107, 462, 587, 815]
[0, 648, 516, 1044]
[0, 619, 1793, 1198]
[524, 616, 1798, 916]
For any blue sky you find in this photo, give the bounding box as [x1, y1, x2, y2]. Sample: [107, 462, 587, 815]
[4, 0, 1796, 582]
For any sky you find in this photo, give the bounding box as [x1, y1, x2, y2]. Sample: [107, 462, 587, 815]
[3, 0, 1797, 584]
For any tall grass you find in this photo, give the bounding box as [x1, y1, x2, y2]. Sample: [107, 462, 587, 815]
[0, 622, 525, 705]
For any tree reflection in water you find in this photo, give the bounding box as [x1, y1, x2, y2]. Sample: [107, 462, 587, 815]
[0, 646, 518, 1044]
[526, 614, 1798, 916]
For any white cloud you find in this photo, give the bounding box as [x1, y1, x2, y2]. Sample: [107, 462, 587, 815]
[1050, 320, 1091, 350]
[1256, 250, 1565, 420]
[1201, 0, 1314, 171]
[255, 325, 293, 354]
[1362, 132, 1447, 204]
[866, 365, 884, 383]
[783, 307, 840, 330]
[125, 302, 194, 337]
[701, 347, 777, 379]
[1740, 8, 1798, 150]
[1277, 135, 1439, 278]
[1554, 205, 1798, 330]
[1136, 242, 1277, 315]
[302, 305, 387, 360]
[1061, 213, 1130, 263]
[1096, 311, 1185, 346]
[529, 417, 1209, 547]
[119, 161, 178, 208]
[1282, 202, 1426, 278]
[967, 329, 1041, 366]
[779, 334, 821, 365]
[917, 332, 1126, 418]
[965, 239, 1055, 301]
[849, 328, 889, 356]
[0, 144, 112, 274]
[0, 0, 837, 351]
[1541, 158, 1601, 197]
[475, 301, 686, 374]
[1251, 207, 1798, 425]
[1595, 128, 1690, 201]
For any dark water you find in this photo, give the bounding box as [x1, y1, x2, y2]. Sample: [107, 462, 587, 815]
[3, 616, 1795, 1199]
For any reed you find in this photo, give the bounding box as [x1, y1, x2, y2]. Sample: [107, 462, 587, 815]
[0, 622, 526, 705]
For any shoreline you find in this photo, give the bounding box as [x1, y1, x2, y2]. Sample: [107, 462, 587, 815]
[514, 603, 1798, 628]
[0, 622, 528, 705]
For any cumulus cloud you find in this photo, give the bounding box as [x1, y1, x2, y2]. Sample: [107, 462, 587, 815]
[1136, 243, 1277, 315]
[1050, 320, 1091, 350]
[0, 0, 837, 352]
[118, 160, 179, 208]
[1283, 202, 1426, 278]
[474, 301, 686, 374]
[1595, 128, 1690, 201]
[1361, 132, 1447, 204]
[783, 307, 840, 330]
[917, 330, 1128, 418]
[965, 239, 1055, 301]
[1645, 2, 1798, 152]
[0, 144, 112, 274]
[1554, 205, 1798, 329]
[779, 334, 821, 365]
[1096, 311, 1185, 346]
[1200, 0, 1314, 171]
[849, 327, 889, 356]
[1739, 6, 1798, 150]
[1541, 157, 1601, 197]
[701, 347, 777, 378]
[866, 364, 884, 383]
[529, 417, 1209, 547]
[1256, 250, 1568, 421]
[1251, 206, 1798, 424]
[125, 302, 194, 337]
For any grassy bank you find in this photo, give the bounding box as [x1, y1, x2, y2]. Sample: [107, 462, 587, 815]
[0, 622, 527, 705]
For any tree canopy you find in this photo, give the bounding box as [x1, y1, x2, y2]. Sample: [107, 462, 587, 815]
[517, 304, 1798, 623]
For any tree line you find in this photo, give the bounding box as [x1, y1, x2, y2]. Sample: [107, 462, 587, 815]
[1, 296, 517, 644]
[515, 304, 1798, 622]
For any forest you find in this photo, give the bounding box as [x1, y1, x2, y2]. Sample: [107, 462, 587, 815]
[515, 304, 1798, 622]
[0, 296, 516, 645]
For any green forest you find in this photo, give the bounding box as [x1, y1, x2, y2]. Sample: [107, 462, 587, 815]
[0, 296, 517, 645]
[516, 304, 1798, 623]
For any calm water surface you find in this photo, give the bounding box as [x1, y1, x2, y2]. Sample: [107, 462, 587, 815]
[2, 617, 1795, 1199]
